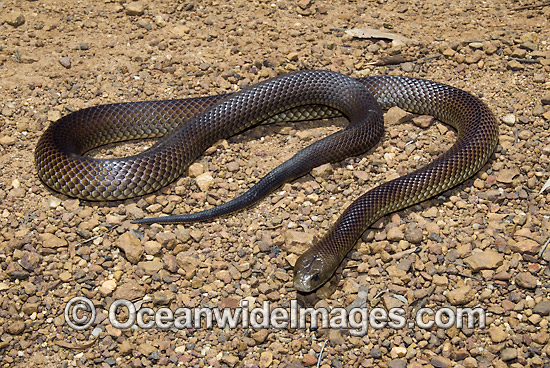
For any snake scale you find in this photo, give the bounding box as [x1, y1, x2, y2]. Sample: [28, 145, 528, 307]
[35, 70, 498, 292]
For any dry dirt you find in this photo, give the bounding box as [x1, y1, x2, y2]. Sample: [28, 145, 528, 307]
[1, 0, 550, 367]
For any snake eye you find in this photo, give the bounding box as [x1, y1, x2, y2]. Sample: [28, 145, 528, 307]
[311, 273, 320, 281]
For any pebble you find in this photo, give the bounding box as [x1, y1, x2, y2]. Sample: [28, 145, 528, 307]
[113, 281, 146, 300]
[40, 233, 67, 248]
[311, 163, 333, 178]
[464, 250, 503, 271]
[251, 329, 269, 344]
[446, 285, 475, 305]
[137, 259, 163, 274]
[188, 163, 205, 177]
[500, 348, 517, 361]
[387, 227, 404, 241]
[488, 326, 508, 343]
[430, 356, 452, 368]
[195, 172, 214, 191]
[542, 93, 550, 105]
[412, 115, 434, 128]
[511, 239, 540, 254]
[302, 353, 318, 366]
[6, 10, 25, 27]
[0, 135, 16, 146]
[144, 240, 162, 255]
[58, 57, 71, 69]
[284, 230, 314, 248]
[404, 226, 423, 244]
[388, 359, 407, 368]
[507, 60, 524, 71]
[6, 320, 26, 335]
[125, 2, 145, 16]
[515, 272, 538, 289]
[533, 300, 550, 316]
[259, 351, 273, 368]
[385, 106, 414, 125]
[400, 62, 413, 72]
[116, 232, 144, 264]
[501, 114, 516, 126]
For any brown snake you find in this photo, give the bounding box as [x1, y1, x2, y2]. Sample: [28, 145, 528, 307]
[35, 70, 498, 292]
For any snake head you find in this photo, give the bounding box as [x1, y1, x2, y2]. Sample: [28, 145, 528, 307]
[293, 250, 336, 293]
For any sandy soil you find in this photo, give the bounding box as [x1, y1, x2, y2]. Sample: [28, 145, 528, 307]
[1, 0, 550, 367]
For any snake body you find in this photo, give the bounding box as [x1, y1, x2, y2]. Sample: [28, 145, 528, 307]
[35, 70, 498, 292]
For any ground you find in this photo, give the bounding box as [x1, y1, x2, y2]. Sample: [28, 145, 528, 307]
[1, 0, 550, 367]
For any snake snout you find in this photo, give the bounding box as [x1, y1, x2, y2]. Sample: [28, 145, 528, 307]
[293, 252, 334, 293]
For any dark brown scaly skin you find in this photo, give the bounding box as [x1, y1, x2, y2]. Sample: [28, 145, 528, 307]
[35, 70, 498, 293]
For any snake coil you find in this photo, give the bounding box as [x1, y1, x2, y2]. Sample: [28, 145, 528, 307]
[35, 70, 498, 292]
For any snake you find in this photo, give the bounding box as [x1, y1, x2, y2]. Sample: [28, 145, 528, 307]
[35, 70, 498, 292]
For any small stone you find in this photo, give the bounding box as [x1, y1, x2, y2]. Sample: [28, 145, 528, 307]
[446, 285, 475, 305]
[404, 226, 423, 244]
[113, 281, 146, 300]
[152, 290, 175, 305]
[176, 254, 200, 280]
[400, 62, 413, 72]
[464, 250, 503, 271]
[311, 163, 333, 178]
[144, 240, 162, 255]
[390, 346, 407, 358]
[259, 351, 273, 368]
[99, 279, 117, 296]
[328, 329, 346, 345]
[189, 229, 203, 242]
[385, 106, 414, 125]
[284, 230, 314, 249]
[533, 300, 550, 315]
[501, 114, 516, 126]
[500, 348, 517, 361]
[0, 135, 16, 146]
[138, 343, 156, 356]
[497, 168, 520, 183]
[541, 93, 550, 105]
[507, 60, 524, 71]
[188, 163, 204, 177]
[302, 353, 318, 366]
[6, 320, 26, 335]
[59, 271, 72, 282]
[412, 115, 434, 128]
[287, 51, 299, 61]
[125, 2, 145, 16]
[195, 172, 214, 191]
[463, 357, 478, 368]
[431, 356, 452, 368]
[47, 110, 62, 122]
[226, 161, 240, 172]
[515, 272, 537, 289]
[387, 227, 404, 241]
[59, 57, 71, 69]
[511, 239, 540, 254]
[137, 259, 163, 274]
[370, 348, 383, 359]
[40, 233, 67, 248]
[6, 10, 25, 27]
[533, 73, 546, 83]
[116, 232, 143, 264]
[119, 340, 133, 355]
[388, 359, 407, 368]
[488, 326, 508, 343]
[163, 254, 178, 273]
[221, 354, 239, 366]
[251, 329, 269, 344]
